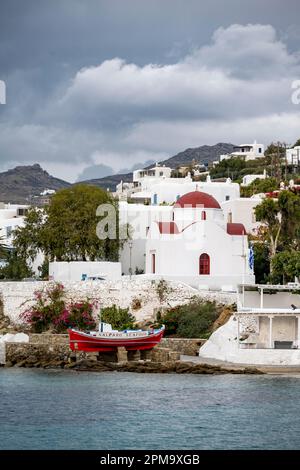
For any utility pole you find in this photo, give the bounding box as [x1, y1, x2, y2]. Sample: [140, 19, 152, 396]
[284, 142, 287, 182]
[276, 141, 281, 183]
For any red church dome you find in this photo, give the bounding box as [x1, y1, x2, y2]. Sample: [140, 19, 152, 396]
[174, 191, 221, 209]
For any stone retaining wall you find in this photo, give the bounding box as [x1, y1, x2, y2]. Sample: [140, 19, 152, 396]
[28, 334, 68, 345]
[5, 342, 71, 367]
[161, 338, 206, 356]
[4, 341, 181, 366]
[3, 335, 202, 366]
[27, 334, 206, 355]
[0, 279, 236, 326]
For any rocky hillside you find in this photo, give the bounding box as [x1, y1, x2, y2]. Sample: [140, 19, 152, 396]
[0, 164, 70, 203]
[0, 143, 236, 201]
[82, 142, 236, 191]
[159, 142, 236, 168]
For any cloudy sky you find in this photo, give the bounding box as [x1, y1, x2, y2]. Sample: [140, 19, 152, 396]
[0, 0, 300, 182]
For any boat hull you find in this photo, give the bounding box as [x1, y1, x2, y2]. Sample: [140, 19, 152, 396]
[68, 327, 165, 352]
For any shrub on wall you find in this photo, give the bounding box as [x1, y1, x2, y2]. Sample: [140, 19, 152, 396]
[21, 283, 97, 333]
[155, 279, 171, 303]
[157, 298, 220, 338]
[100, 305, 136, 330]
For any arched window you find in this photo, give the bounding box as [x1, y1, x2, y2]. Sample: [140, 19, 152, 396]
[199, 253, 210, 275]
[201, 211, 206, 220]
[152, 253, 156, 274]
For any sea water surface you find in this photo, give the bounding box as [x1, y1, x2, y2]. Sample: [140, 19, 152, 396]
[0, 368, 300, 450]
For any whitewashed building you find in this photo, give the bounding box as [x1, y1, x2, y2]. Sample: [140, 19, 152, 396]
[49, 261, 122, 282]
[241, 170, 267, 187]
[219, 141, 265, 162]
[200, 284, 300, 365]
[286, 146, 300, 166]
[0, 203, 28, 249]
[221, 196, 263, 235]
[119, 177, 242, 276]
[145, 191, 255, 290]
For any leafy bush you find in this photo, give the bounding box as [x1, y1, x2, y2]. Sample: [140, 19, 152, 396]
[157, 299, 220, 338]
[21, 283, 97, 333]
[100, 305, 136, 330]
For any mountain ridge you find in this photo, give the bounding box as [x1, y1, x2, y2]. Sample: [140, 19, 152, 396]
[81, 142, 236, 191]
[0, 163, 70, 203]
[0, 143, 235, 202]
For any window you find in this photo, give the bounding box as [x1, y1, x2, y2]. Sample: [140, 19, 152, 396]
[201, 211, 206, 220]
[228, 211, 232, 223]
[199, 253, 210, 275]
[225, 195, 230, 201]
[153, 194, 158, 205]
[17, 208, 28, 216]
[259, 148, 262, 153]
[159, 171, 163, 176]
[152, 253, 156, 274]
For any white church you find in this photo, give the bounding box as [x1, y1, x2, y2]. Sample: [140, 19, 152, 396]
[145, 190, 255, 290]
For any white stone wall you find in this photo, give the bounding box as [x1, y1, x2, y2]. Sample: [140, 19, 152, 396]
[0, 279, 236, 326]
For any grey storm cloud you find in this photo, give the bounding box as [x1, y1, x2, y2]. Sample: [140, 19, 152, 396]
[0, 1, 300, 181]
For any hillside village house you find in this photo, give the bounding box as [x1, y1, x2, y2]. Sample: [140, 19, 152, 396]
[0, 203, 28, 250]
[116, 163, 240, 205]
[286, 146, 300, 166]
[217, 141, 265, 164]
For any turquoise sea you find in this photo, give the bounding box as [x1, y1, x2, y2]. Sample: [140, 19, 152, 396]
[0, 368, 300, 450]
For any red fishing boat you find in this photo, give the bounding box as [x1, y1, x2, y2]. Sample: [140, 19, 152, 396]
[68, 323, 165, 352]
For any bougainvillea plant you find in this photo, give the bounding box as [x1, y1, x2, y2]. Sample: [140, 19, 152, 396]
[21, 283, 97, 333]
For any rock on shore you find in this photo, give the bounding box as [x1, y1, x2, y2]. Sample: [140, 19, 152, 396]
[2, 357, 263, 375]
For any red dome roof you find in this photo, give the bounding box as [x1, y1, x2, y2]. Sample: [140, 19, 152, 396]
[174, 191, 221, 209]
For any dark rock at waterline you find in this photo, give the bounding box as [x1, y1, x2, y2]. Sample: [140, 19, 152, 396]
[4, 358, 264, 374]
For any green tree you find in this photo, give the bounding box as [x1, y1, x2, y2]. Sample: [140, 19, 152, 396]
[241, 177, 278, 197]
[293, 138, 300, 147]
[253, 243, 270, 283]
[13, 184, 122, 262]
[255, 190, 300, 278]
[210, 157, 247, 180]
[265, 142, 286, 160]
[255, 198, 281, 265]
[11, 207, 44, 261]
[278, 191, 300, 250]
[0, 250, 34, 280]
[0, 236, 8, 260]
[271, 251, 300, 284]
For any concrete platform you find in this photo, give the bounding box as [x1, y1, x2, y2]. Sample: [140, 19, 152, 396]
[180, 354, 300, 375]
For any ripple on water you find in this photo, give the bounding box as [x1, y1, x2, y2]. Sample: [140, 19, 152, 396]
[0, 369, 300, 449]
